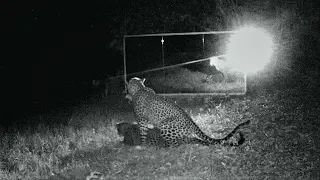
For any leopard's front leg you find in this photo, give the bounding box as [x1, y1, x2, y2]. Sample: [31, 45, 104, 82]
[136, 117, 151, 146]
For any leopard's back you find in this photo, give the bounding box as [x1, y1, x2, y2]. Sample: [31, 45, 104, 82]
[134, 89, 191, 124]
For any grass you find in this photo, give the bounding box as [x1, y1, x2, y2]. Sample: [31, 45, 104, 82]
[0, 120, 121, 179]
[1, 73, 319, 179]
[145, 67, 246, 94]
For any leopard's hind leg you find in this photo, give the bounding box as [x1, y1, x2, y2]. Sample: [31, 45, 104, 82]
[158, 117, 190, 148]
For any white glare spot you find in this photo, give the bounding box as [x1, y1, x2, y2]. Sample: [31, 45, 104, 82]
[225, 26, 274, 73]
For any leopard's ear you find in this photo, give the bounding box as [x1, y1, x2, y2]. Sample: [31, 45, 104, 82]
[142, 78, 146, 84]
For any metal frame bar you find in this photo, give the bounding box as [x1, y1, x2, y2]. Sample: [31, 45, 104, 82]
[122, 55, 226, 77]
[157, 92, 245, 97]
[123, 37, 127, 85]
[124, 30, 236, 38]
[123, 31, 246, 96]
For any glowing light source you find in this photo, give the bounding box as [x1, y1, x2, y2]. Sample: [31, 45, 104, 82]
[225, 26, 274, 73]
[209, 56, 228, 72]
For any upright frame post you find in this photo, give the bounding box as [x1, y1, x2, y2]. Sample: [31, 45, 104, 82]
[123, 37, 128, 92]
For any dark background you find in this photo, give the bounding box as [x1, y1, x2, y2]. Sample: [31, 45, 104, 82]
[2, 0, 320, 126]
[3, 1, 124, 119]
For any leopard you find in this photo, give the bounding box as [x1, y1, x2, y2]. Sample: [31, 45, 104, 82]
[127, 77, 249, 147]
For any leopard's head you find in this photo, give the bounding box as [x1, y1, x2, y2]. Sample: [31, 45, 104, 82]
[127, 77, 146, 96]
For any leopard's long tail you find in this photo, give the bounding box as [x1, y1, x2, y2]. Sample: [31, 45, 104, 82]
[195, 120, 250, 146]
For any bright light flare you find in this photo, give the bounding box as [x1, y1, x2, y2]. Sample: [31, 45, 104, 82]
[225, 26, 274, 73]
[209, 56, 228, 72]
